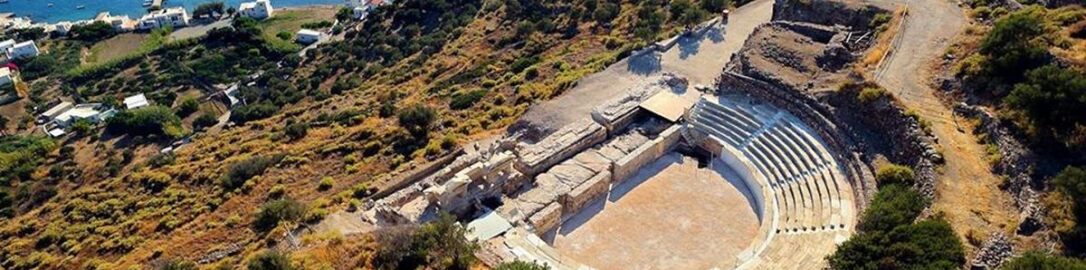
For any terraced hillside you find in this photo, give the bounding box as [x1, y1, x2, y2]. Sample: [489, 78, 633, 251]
[0, 0, 715, 268]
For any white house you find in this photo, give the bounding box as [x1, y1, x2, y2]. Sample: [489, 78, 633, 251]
[123, 93, 150, 109]
[0, 67, 13, 86]
[137, 7, 189, 30]
[239, 0, 275, 20]
[0, 39, 16, 52]
[53, 21, 73, 35]
[296, 29, 322, 44]
[8, 41, 39, 59]
[97, 12, 137, 32]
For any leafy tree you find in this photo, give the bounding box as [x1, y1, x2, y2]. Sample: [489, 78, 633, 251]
[593, 2, 621, 25]
[857, 184, 927, 232]
[1002, 252, 1086, 270]
[176, 97, 200, 117]
[1005, 65, 1086, 147]
[670, 0, 708, 27]
[193, 2, 225, 19]
[372, 213, 477, 270]
[828, 218, 964, 269]
[70, 21, 117, 42]
[13, 27, 46, 41]
[106, 105, 185, 139]
[1045, 166, 1086, 255]
[230, 102, 279, 124]
[398, 104, 437, 135]
[283, 122, 309, 141]
[336, 7, 353, 21]
[700, 0, 729, 12]
[978, 7, 1050, 83]
[193, 114, 218, 130]
[254, 199, 307, 231]
[247, 250, 294, 270]
[220, 155, 279, 190]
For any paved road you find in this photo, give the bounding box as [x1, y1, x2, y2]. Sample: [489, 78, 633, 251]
[516, 0, 774, 134]
[875, 0, 1020, 251]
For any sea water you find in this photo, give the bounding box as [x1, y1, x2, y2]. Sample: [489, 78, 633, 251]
[0, 0, 344, 23]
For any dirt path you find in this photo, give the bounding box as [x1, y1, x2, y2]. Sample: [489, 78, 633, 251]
[876, 0, 1019, 251]
[516, 0, 774, 134]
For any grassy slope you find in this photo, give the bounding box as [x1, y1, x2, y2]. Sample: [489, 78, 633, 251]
[0, 1, 686, 269]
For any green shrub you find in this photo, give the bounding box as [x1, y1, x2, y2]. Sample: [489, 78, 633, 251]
[829, 218, 964, 269]
[106, 105, 186, 139]
[496, 261, 549, 270]
[1046, 166, 1086, 254]
[372, 213, 477, 269]
[176, 98, 200, 117]
[160, 259, 197, 270]
[1002, 251, 1086, 270]
[875, 163, 916, 187]
[857, 184, 927, 232]
[253, 199, 307, 231]
[276, 31, 292, 41]
[869, 13, 892, 28]
[450, 90, 487, 110]
[230, 103, 279, 124]
[318, 177, 334, 191]
[857, 87, 889, 103]
[283, 122, 309, 141]
[193, 114, 218, 130]
[247, 250, 294, 270]
[398, 104, 437, 135]
[220, 156, 279, 190]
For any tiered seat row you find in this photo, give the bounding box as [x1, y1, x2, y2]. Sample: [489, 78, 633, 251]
[749, 232, 844, 270]
[690, 99, 850, 231]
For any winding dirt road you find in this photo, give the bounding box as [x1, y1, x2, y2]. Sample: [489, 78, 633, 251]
[876, 0, 1020, 253]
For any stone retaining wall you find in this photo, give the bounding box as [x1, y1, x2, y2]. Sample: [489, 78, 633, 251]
[612, 126, 684, 185]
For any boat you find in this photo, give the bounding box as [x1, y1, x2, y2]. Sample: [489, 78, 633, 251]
[76, 5, 85, 9]
[142, 0, 153, 7]
[0, 0, 9, 4]
[48, 3, 54, 7]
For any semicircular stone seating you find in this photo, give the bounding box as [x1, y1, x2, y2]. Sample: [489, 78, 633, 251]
[688, 96, 856, 269]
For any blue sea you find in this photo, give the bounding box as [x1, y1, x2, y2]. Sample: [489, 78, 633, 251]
[0, 0, 345, 23]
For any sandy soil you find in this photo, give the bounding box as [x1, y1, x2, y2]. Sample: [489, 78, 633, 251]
[549, 154, 759, 270]
[875, 0, 1020, 253]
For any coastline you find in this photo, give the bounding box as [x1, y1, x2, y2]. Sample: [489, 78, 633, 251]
[0, 0, 344, 24]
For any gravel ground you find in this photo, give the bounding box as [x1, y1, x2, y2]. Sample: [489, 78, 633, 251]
[513, 0, 774, 136]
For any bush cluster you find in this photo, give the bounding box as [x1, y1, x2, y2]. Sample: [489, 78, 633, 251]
[827, 164, 964, 269]
[106, 105, 186, 139]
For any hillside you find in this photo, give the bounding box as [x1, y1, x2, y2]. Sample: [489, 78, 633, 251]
[0, 0, 709, 268]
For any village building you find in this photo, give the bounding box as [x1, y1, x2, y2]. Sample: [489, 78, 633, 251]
[296, 29, 322, 44]
[53, 21, 73, 35]
[0, 67, 14, 86]
[123, 93, 150, 110]
[8, 41, 39, 59]
[239, 0, 275, 20]
[97, 12, 137, 32]
[137, 7, 189, 30]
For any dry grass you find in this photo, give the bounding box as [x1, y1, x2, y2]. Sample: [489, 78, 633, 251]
[83, 33, 150, 65]
[258, 7, 338, 52]
[858, 7, 908, 78]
